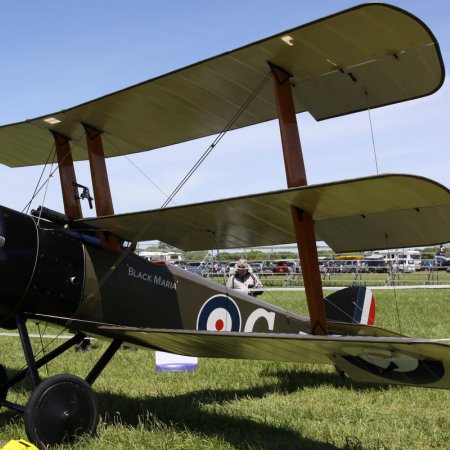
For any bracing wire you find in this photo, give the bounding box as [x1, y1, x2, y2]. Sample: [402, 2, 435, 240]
[22, 131, 86, 214]
[18, 132, 89, 376]
[36, 154, 56, 227]
[161, 71, 272, 208]
[104, 70, 272, 212]
[383, 236, 403, 335]
[93, 71, 273, 292]
[365, 92, 405, 334]
[23, 146, 55, 214]
[366, 91, 379, 174]
[102, 135, 175, 205]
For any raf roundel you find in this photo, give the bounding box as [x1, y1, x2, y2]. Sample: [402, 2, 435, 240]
[197, 295, 241, 332]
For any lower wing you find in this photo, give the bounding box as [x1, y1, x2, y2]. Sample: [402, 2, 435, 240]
[99, 325, 450, 390]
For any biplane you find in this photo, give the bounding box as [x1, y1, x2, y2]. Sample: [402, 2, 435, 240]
[0, 3, 449, 448]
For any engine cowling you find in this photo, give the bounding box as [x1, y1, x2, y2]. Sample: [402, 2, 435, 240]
[0, 206, 85, 328]
[0, 206, 38, 327]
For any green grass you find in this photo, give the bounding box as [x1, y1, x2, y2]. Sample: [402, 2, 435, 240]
[0, 289, 449, 449]
[208, 269, 450, 288]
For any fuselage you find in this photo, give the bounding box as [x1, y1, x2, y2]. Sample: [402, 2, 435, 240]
[0, 205, 310, 345]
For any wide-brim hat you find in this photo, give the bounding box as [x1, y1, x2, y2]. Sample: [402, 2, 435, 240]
[236, 259, 250, 269]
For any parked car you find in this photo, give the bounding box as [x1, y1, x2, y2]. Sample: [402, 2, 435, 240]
[272, 261, 296, 274]
[172, 260, 187, 269]
[390, 258, 415, 273]
[250, 262, 264, 273]
[227, 262, 237, 275]
[327, 260, 366, 273]
[363, 257, 388, 273]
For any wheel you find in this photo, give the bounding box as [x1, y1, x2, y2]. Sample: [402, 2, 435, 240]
[0, 364, 8, 401]
[24, 374, 99, 448]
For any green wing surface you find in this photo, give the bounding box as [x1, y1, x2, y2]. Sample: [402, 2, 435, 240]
[0, 4, 443, 167]
[80, 174, 450, 252]
[100, 325, 450, 390]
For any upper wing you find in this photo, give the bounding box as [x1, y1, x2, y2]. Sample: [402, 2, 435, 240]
[0, 4, 443, 167]
[79, 174, 450, 252]
[100, 325, 450, 390]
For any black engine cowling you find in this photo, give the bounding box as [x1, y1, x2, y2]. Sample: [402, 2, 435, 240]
[0, 206, 85, 328]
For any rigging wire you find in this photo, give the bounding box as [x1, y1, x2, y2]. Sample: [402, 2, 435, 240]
[384, 236, 403, 335]
[390, 275, 403, 335]
[22, 131, 86, 214]
[12, 321, 75, 406]
[36, 154, 56, 227]
[365, 91, 405, 334]
[104, 69, 272, 212]
[22, 145, 55, 214]
[93, 71, 273, 292]
[161, 71, 272, 208]
[366, 91, 379, 174]
[36, 322, 50, 378]
[20, 132, 87, 373]
[102, 135, 175, 206]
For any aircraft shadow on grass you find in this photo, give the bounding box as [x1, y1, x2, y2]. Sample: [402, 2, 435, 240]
[97, 386, 340, 450]
[0, 363, 383, 449]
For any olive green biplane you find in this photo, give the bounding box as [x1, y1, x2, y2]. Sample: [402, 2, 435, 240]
[0, 3, 449, 448]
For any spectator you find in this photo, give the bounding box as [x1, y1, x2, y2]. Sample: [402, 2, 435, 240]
[226, 259, 263, 296]
[435, 244, 446, 267]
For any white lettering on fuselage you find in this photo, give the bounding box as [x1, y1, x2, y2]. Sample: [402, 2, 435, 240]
[128, 266, 176, 290]
[244, 308, 275, 332]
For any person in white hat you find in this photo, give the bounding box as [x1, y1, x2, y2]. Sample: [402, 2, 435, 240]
[226, 259, 263, 296]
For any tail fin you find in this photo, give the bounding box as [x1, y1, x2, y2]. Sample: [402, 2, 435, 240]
[325, 286, 375, 325]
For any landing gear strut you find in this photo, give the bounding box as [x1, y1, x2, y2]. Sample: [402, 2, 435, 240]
[0, 315, 123, 448]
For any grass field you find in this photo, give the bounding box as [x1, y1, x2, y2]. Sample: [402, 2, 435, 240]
[0, 288, 449, 449]
[207, 268, 450, 288]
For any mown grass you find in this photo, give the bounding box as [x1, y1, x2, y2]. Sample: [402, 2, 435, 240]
[0, 288, 449, 449]
[210, 269, 450, 288]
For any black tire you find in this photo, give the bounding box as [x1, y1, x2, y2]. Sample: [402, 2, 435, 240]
[24, 374, 99, 448]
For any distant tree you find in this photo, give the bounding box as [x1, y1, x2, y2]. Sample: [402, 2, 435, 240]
[184, 251, 209, 261]
[143, 245, 159, 251]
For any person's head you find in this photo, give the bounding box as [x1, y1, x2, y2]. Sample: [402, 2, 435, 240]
[236, 259, 250, 275]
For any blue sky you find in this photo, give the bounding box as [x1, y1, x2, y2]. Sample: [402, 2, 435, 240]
[0, 1, 449, 227]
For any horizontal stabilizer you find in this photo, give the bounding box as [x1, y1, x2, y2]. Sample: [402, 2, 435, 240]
[80, 174, 450, 252]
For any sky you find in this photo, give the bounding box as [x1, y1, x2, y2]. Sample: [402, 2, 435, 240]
[0, 0, 449, 245]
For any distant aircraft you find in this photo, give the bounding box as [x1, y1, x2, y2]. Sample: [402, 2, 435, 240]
[0, 3, 449, 448]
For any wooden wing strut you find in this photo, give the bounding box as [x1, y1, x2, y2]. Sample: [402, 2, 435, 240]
[52, 132, 82, 220]
[270, 63, 328, 335]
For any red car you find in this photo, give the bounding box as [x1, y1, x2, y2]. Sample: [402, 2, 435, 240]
[272, 261, 295, 274]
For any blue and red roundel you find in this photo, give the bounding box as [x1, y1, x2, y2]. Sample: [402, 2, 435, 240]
[197, 295, 241, 332]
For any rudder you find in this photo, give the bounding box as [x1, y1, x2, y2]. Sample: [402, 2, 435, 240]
[325, 286, 375, 325]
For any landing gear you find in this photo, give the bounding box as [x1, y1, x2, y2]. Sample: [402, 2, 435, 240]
[24, 374, 99, 448]
[0, 315, 123, 448]
[0, 365, 8, 401]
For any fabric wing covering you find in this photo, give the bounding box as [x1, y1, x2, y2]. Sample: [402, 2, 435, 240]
[98, 325, 450, 390]
[0, 4, 443, 167]
[80, 174, 450, 253]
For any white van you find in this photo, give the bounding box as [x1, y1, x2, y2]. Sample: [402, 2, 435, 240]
[370, 250, 416, 273]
